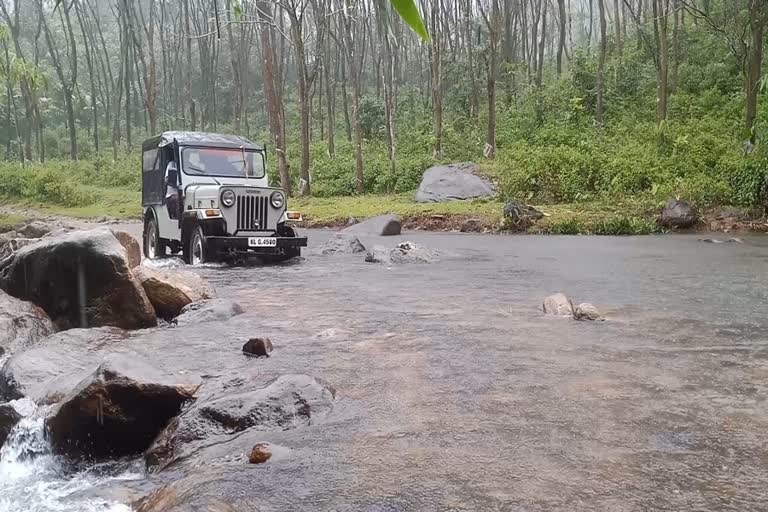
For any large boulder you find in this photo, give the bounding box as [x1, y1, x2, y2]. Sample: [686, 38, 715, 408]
[0, 289, 55, 355]
[660, 199, 697, 229]
[0, 398, 34, 447]
[542, 293, 574, 317]
[111, 230, 142, 269]
[340, 214, 402, 236]
[174, 299, 244, 326]
[503, 202, 544, 231]
[573, 303, 604, 321]
[146, 374, 335, 471]
[321, 235, 366, 255]
[0, 327, 129, 403]
[46, 354, 200, 459]
[414, 162, 496, 203]
[0, 228, 157, 330]
[134, 267, 215, 320]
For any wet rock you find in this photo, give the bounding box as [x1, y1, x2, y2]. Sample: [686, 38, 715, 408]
[542, 293, 574, 317]
[0, 327, 129, 403]
[573, 303, 604, 321]
[15, 221, 51, 239]
[460, 218, 483, 232]
[0, 289, 55, 355]
[174, 299, 244, 326]
[341, 214, 402, 236]
[111, 230, 142, 269]
[700, 237, 744, 244]
[415, 162, 496, 203]
[0, 399, 34, 447]
[660, 199, 697, 229]
[242, 338, 273, 358]
[248, 442, 272, 464]
[46, 354, 200, 459]
[503, 202, 544, 231]
[135, 483, 238, 512]
[134, 267, 215, 320]
[0, 228, 157, 331]
[321, 235, 366, 255]
[0, 235, 35, 263]
[146, 374, 335, 471]
[345, 217, 358, 227]
[365, 242, 437, 264]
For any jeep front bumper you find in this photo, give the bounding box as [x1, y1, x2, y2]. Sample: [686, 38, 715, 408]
[205, 236, 308, 256]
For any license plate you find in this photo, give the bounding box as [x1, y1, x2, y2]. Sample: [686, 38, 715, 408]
[248, 237, 277, 248]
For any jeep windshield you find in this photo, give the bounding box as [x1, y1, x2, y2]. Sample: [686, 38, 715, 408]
[181, 147, 266, 179]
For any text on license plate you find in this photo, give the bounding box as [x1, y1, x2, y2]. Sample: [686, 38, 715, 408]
[248, 237, 277, 247]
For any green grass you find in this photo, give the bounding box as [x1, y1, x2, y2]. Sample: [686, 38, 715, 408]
[291, 194, 504, 227]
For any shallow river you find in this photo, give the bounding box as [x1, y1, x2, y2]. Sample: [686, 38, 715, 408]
[2, 230, 768, 511]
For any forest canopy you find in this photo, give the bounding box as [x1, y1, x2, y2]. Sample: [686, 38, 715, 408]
[0, 0, 766, 211]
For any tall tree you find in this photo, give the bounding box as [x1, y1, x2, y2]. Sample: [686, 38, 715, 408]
[596, 0, 607, 126]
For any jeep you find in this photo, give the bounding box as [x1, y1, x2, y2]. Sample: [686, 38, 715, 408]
[141, 131, 307, 264]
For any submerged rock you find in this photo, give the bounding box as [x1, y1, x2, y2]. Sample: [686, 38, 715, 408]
[134, 483, 239, 512]
[46, 354, 200, 459]
[573, 303, 604, 321]
[15, 221, 51, 239]
[414, 162, 496, 203]
[341, 214, 402, 236]
[365, 242, 438, 264]
[0, 228, 157, 330]
[542, 293, 574, 317]
[134, 267, 215, 320]
[146, 374, 335, 471]
[321, 235, 366, 255]
[174, 299, 244, 326]
[503, 202, 544, 231]
[660, 199, 697, 229]
[248, 443, 272, 464]
[0, 289, 55, 355]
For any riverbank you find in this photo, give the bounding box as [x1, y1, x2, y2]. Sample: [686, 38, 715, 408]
[2, 194, 766, 236]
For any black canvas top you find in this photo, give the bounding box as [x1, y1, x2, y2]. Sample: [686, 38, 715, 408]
[142, 131, 263, 151]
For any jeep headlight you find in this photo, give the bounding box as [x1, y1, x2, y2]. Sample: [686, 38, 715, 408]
[221, 189, 236, 208]
[270, 191, 285, 209]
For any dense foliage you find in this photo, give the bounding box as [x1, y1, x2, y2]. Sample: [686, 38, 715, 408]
[0, 0, 766, 213]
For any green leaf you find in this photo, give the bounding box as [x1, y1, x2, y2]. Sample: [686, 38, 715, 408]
[390, 0, 429, 41]
[232, 1, 243, 20]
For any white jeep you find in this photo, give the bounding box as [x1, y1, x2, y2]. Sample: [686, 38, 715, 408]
[141, 131, 306, 264]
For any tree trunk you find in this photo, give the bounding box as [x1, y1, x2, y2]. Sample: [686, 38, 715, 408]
[613, 0, 623, 56]
[746, 0, 765, 144]
[652, 0, 669, 124]
[557, 0, 566, 76]
[536, 0, 547, 88]
[596, 0, 607, 126]
[257, 1, 291, 195]
[431, 0, 443, 159]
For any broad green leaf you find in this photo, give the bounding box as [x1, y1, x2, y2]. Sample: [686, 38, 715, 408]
[233, 2, 243, 20]
[390, 0, 429, 41]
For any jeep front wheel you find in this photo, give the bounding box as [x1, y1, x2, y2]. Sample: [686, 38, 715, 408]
[189, 226, 208, 265]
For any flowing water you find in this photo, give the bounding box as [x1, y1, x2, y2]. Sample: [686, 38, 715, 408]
[2, 230, 768, 511]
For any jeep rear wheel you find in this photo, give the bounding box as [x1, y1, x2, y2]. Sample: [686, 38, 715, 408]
[189, 226, 208, 265]
[144, 216, 165, 260]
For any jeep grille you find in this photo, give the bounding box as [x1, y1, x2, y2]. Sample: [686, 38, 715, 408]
[237, 195, 269, 232]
